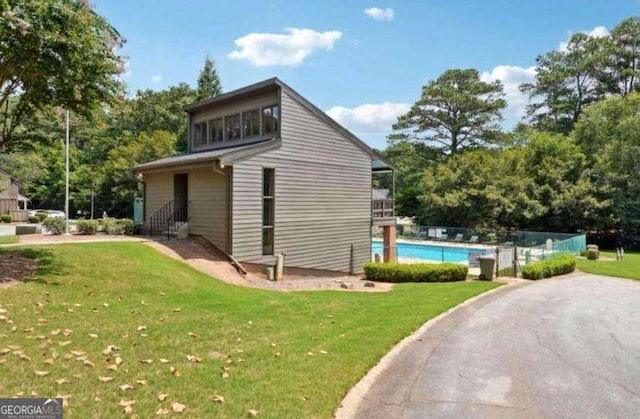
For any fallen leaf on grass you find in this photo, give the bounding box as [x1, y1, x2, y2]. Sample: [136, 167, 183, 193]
[43, 358, 54, 365]
[88, 333, 98, 339]
[115, 356, 123, 365]
[156, 408, 169, 415]
[98, 376, 114, 382]
[319, 350, 328, 355]
[212, 394, 225, 404]
[139, 359, 153, 364]
[170, 367, 180, 377]
[56, 378, 70, 385]
[157, 393, 168, 401]
[221, 371, 229, 379]
[61, 329, 73, 336]
[119, 399, 136, 407]
[0, 358, 5, 365]
[34, 370, 49, 376]
[103, 303, 109, 307]
[20, 354, 31, 361]
[136, 380, 147, 385]
[83, 360, 95, 367]
[102, 345, 119, 355]
[137, 325, 146, 332]
[159, 358, 169, 364]
[188, 332, 196, 338]
[58, 341, 72, 347]
[70, 350, 85, 357]
[119, 384, 134, 391]
[0, 348, 10, 355]
[7, 344, 21, 350]
[248, 409, 259, 417]
[186, 355, 201, 363]
[172, 402, 186, 413]
[107, 363, 118, 371]
[173, 308, 181, 312]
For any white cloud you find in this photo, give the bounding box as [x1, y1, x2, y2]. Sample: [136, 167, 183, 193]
[364, 7, 394, 21]
[558, 25, 609, 51]
[480, 65, 536, 120]
[151, 74, 162, 83]
[228, 28, 342, 67]
[326, 102, 410, 134]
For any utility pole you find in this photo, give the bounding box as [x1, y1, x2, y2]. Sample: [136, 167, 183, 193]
[65, 110, 70, 234]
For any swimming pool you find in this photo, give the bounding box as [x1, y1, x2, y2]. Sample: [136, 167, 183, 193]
[372, 240, 488, 263]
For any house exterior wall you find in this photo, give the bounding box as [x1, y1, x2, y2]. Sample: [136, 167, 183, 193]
[143, 167, 229, 251]
[188, 167, 229, 251]
[0, 177, 21, 215]
[231, 90, 372, 273]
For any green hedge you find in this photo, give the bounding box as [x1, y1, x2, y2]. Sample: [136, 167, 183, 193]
[1, 215, 11, 223]
[363, 262, 468, 283]
[521, 254, 576, 280]
[42, 217, 65, 235]
[76, 219, 98, 235]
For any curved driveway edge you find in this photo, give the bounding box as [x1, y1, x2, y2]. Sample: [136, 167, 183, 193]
[342, 272, 640, 418]
[335, 280, 530, 418]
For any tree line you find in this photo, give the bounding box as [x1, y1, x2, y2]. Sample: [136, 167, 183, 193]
[1, 0, 222, 218]
[384, 16, 640, 246]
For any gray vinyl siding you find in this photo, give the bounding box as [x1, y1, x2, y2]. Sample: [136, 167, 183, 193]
[231, 91, 372, 273]
[188, 167, 229, 251]
[143, 172, 173, 224]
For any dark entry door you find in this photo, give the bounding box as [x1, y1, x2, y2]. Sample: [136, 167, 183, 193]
[173, 173, 188, 222]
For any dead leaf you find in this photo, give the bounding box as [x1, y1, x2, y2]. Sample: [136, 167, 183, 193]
[0, 358, 5, 364]
[307, 352, 313, 356]
[172, 402, 186, 413]
[7, 344, 21, 350]
[55, 378, 70, 385]
[119, 399, 137, 407]
[137, 325, 146, 332]
[43, 358, 54, 365]
[103, 303, 109, 307]
[186, 355, 201, 363]
[83, 359, 95, 367]
[98, 376, 114, 382]
[115, 356, 123, 365]
[141, 300, 147, 306]
[156, 408, 169, 415]
[107, 363, 118, 371]
[139, 359, 153, 364]
[274, 352, 281, 357]
[34, 370, 49, 376]
[170, 366, 180, 377]
[123, 405, 133, 414]
[270, 343, 276, 347]
[66, 308, 74, 313]
[173, 308, 181, 312]
[188, 332, 196, 338]
[159, 358, 169, 364]
[157, 393, 168, 401]
[0, 348, 10, 355]
[221, 371, 229, 379]
[212, 394, 225, 404]
[248, 409, 259, 417]
[61, 329, 72, 336]
[70, 350, 85, 357]
[88, 333, 98, 339]
[20, 354, 31, 361]
[236, 348, 243, 354]
[319, 350, 328, 355]
[23, 327, 34, 332]
[50, 329, 60, 336]
[159, 292, 165, 296]
[119, 384, 134, 391]
[135, 380, 147, 385]
[58, 341, 72, 346]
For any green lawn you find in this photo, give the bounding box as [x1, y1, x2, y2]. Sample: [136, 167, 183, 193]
[0, 243, 499, 417]
[577, 250, 640, 280]
[0, 235, 19, 245]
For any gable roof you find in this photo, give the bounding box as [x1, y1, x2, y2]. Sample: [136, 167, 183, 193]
[185, 78, 396, 171]
[0, 167, 20, 185]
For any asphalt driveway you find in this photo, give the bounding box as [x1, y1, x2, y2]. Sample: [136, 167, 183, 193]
[351, 273, 640, 418]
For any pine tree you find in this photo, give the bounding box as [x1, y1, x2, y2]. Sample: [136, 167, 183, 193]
[196, 57, 223, 101]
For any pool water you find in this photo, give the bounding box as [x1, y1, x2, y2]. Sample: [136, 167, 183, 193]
[372, 240, 488, 263]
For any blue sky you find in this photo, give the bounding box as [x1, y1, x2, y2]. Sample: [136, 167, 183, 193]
[95, 0, 638, 149]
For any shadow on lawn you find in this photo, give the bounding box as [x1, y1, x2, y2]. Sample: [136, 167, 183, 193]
[0, 248, 66, 285]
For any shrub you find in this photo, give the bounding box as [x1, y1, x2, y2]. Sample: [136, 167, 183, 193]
[579, 249, 587, 257]
[28, 215, 40, 223]
[42, 217, 66, 235]
[521, 254, 576, 280]
[102, 217, 123, 235]
[116, 218, 135, 235]
[1, 215, 11, 223]
[36, 212, 48, 222]
[75, 219, 98, 235]
[363, 262, 468, 283]
[586, 249, 599, 260]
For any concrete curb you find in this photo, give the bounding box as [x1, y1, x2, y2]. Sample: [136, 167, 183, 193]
[334, 281, 527, 419]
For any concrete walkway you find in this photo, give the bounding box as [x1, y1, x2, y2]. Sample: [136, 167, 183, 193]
[345, 273, 640, 418]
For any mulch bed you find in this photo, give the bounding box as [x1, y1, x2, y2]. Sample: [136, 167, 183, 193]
[0, 253, 37, 288]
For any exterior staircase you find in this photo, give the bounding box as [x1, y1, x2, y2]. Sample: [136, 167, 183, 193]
[147, 201, 188, 239]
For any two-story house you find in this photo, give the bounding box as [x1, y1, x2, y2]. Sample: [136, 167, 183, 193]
[134, 78, 396, 275]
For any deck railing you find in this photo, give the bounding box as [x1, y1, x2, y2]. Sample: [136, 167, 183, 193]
[372, 199, 394, 219]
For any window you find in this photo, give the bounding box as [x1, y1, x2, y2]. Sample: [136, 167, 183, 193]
[193, 122, 207, 147]
[262, 168, 275, 255]
[242, 109, 260, 138]
[208, 118, 223, 143]
[262, 105, 279, 136]
[225, 114, 241, 141]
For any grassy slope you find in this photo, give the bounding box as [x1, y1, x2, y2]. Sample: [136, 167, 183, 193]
[577, 250, 640, 280]
[0, 243, 499, 418]
[0, 235, 19, 245]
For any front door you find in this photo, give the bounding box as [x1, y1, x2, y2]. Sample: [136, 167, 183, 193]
[173, 173, 188, 222]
